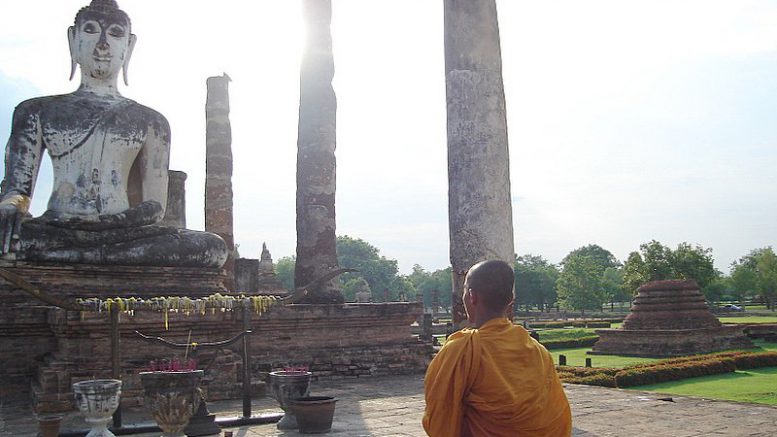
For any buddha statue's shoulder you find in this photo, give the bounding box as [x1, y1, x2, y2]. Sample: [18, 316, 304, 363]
[14, 93, 169, 134]
[116, 98, 170, 134]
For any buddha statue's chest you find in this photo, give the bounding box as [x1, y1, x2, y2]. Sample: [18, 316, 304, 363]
[39, 99, 147, 163]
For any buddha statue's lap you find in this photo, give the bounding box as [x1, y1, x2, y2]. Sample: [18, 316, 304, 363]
[18, 218, 228, 268]
[0, 0, 228, 270]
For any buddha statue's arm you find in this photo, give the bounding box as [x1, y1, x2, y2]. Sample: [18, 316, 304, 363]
[137, 114, 171, 221]
[0, 101, 44, 253]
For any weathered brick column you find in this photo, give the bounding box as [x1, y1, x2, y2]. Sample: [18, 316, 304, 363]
[295, 0, 342, 303]
[161, 170, 187, 228]
[445, 0, 515, 323]
[205, 74, 235, 289]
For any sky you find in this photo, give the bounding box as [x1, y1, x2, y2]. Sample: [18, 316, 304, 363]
[1, 0, 776, 275]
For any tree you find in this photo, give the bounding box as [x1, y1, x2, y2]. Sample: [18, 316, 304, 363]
[556, 255, 606, 315]
[622, 251, 647, 297]
[336, 235, 401, 302]
[702, 276, 729, 304]
[640, 240, 674, 282]
[343, 277, 371, 302]
[601, 266, 626, 308]
[562, 244, 620, 271]
[621, 240, 718, 295]
[730, 255, 759, 304]
[406, 266, 453, 309]
[275, 256, 296, 290]
[671, 242, 719, 290]
[756, 248, 777, 310]
[514, 254, 559, 311]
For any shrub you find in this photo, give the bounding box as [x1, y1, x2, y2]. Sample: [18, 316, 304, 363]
[556, 348, 777, 389]
[556, 366, 619, 377]
[570, 321, 611, 328]
[542, 336, 600, 350]
[732, 352, 777, 369]
[564, 373, 617, 387]
[528, 321, 567, 329]
[615, 358, 736, 387]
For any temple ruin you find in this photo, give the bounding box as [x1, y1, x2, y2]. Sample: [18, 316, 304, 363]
[591, 280, 754, 357]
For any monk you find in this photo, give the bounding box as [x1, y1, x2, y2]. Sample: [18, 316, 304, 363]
[423, 260, 571, 436]
[0, 0, 227, 267]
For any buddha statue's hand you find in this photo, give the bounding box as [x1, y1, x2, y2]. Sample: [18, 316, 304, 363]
[0, 204, 23, 254]
[47, 201, 165, 231]
[0, 194, 31, 254]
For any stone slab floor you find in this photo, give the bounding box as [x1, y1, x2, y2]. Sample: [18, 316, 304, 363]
[2, 375, 777, 436]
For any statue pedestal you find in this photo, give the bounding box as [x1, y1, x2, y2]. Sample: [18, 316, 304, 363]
[0, 261, 227, 299]
[0, 261, 227, 413]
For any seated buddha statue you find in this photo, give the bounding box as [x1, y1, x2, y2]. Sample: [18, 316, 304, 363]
[0, 0, 228, 268]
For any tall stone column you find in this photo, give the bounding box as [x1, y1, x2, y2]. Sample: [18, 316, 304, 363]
[445, 0, 515, 323]
[205, 73, 235, 289]
[294, 0, 342, 304]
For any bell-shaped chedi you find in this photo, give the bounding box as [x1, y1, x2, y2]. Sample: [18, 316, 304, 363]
[591, 280, 754, 357]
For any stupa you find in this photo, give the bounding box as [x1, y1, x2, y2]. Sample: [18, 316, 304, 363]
[256, 243, 285, 293]
[591, 279, 754, 357]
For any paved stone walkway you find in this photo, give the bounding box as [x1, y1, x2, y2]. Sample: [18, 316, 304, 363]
[3, 375, 777, 436]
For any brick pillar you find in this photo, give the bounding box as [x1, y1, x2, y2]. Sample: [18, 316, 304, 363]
[295, 0, 342, 304]
[161, 170, 187, 228]
[205, 73, 235, 289]
[445, 0, 515, 324]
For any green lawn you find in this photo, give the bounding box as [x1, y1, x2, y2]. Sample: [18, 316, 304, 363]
[718, 316, 777, 324]
[634, 367, 777, 405]
[549, 347, 660, 368]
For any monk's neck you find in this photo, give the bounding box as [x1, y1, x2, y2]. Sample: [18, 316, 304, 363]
[471, 314, 509, 329]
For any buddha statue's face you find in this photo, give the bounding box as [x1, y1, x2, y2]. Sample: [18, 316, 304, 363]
[70, 11, 133, 82]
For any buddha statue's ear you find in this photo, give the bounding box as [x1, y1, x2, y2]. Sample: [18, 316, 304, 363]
[122, 33, 137, 86]
[68, 26, 77, 81]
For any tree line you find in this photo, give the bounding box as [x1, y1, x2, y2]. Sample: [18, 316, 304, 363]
[274, 236, 777, 312]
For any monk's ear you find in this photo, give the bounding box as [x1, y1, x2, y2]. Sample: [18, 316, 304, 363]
[469, 289, 479, 306]
[68, 26, 77, 81]
[122, 33, 137, 86]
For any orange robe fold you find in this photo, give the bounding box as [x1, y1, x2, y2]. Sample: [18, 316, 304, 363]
[423, 318, 572, 436]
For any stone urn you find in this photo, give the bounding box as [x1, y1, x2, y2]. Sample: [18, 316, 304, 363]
[268, 370, 312, 429]
[293, 396, 338, 434]
[139, 370, 203, 437]
[72, 379, 122, 437]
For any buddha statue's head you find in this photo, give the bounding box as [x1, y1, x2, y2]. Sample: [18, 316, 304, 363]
[68, 0, 136, 86]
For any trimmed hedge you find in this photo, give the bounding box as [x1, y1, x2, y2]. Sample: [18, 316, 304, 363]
[558, 351, 777, 388]
[564, 373, 618, 388]
[528, 321, 567, 328]
[574, 321, 611, 328]
[614, 358, 736, 387]
[542, 336, 600, 350]
[733, 351, 777, 369]
[527, 320, 613, 329]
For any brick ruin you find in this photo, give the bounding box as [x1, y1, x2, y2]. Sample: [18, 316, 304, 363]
[3, 298, 430, 413]
[591, 279, 754, 357]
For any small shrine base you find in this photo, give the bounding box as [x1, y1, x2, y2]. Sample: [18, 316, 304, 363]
[590, 326, 755, 358]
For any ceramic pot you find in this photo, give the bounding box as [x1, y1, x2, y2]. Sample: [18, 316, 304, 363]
[293, 396, 337, 434]
[36, 415, 63, 437]
[268, 370, 312, 429]
[72, 379, 122, 437]
[139, 370, 203, 437]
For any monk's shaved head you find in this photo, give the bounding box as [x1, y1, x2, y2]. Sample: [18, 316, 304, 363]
[465, 260, 515, 312]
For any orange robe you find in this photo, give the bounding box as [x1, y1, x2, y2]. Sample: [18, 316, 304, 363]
[423, 318, 572, 436]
